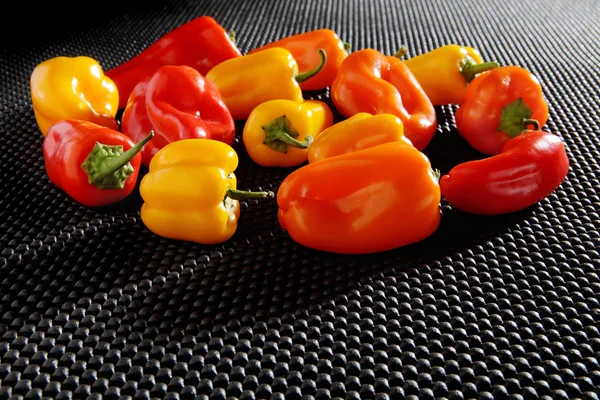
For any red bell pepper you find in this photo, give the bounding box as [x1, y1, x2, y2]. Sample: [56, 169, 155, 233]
[106, 16, 242, 109]
[121, 64, 236, 167]
[454, 66, 549, 156]
[440, 130, 569, 215]
[330, 48, 437, 151]
[43, 119, 153, 207]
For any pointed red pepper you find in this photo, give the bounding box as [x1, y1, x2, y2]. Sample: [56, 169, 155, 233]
[43, 119, 154, 207]
[440, 130, 569, 215]
[121, 65, 236, 167]
[331, 48, 437, 151]
[106, 16, 242, 109]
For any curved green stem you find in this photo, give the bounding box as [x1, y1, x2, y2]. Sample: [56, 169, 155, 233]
[262, 115, 312, 153]
[295, 48, 327, 83]
[523, 118, 540, 131]
[226, 189, 274, 200]
[81, 130, 154, 190]
[460, 57, 499, 83]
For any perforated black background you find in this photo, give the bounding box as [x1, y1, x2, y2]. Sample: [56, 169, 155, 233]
[1, 0, 600, 399]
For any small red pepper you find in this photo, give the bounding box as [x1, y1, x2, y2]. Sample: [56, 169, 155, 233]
[106, 16, 242, 109]
[440, 130, 569, 216]
[455, 66, 549, 155]
[43, 119, 153, 207]
[121, 65, 236, 167]
[331, 48, 437, 151]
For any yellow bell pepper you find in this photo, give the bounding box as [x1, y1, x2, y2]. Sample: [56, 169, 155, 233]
[139, 139, 274, 244]
[30, 56, 119, 136]
[242, 99, 334, 167]
[205, 47, 327, 120]
[403, 44, 499, 105]
[307, 113, 410, 163]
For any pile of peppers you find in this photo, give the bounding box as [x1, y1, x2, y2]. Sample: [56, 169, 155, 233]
[29, 15, 570, 254]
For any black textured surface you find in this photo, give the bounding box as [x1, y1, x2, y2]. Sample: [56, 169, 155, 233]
[1, 0, 600, 399]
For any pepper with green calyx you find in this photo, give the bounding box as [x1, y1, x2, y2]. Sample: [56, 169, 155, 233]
[43, 119, 154, 207]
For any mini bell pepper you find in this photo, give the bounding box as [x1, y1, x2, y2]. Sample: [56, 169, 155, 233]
[106, 16, 242, 109]
[140, 139, 274, 244]
[121, 65, 235, 167]
[454, 65, 549, 155]
[205, 47, 327, 120]
[248, 29, 349, 91]
[243, 99, 334, 167]
[43, 119, 153, 207]
[30, 56, 119, 136]
[331, 48, 437, 151]
[277, 140, 441, 254]
[440, 130, 569, 216]
[403, 44, 499, 105]
[307, 112, 410, 163]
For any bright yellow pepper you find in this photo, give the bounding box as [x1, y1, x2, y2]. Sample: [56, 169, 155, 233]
[307, 113, 410, 163]
[205, 47, 327, 120]
[30, 56, 119, 136]
[139, 139, 274, 244]
[403, 44, 499, 105]
[243, 99, 334, 167]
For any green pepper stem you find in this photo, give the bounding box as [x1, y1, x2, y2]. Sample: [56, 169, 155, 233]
[228, 30, 236, 43]
[295, 48, 327, 83]
[393, 46, 408, 59]
[523, 118, 540, 131]
[226, 189, 275, 201]
[271, 130, 313, 149]
[343, 42, 352, 53]
[460, 59, 499, 83]
[96, 131, 154, 179]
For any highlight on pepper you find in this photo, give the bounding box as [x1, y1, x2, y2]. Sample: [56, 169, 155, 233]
[139, 139, 274, 245]
[30, 56, 119, 136]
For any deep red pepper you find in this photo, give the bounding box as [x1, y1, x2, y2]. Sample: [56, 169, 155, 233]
[43, 119, 153, 207]
[106, 16, 242, 109]
[440, 130, 569, 215]
[121, 65, 236, 167]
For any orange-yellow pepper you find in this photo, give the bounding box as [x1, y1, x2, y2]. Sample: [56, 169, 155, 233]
[277, 140, 441, 254]
[140, 139, 274, 244]
[205, 47, 326, 120]
[243, 99, 334, 167]
[30, 56, 119, 136]
[307, 112, 410, 163]
[403, 44, 498, 105]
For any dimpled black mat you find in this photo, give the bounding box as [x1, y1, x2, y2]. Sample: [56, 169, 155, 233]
[1, 0, 600, 399]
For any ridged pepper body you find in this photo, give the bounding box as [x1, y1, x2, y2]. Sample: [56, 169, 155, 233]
[30, 56, 118, 136]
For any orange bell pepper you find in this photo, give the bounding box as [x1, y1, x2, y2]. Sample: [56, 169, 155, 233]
[307, 112, 410, 163]
[30, 56, 119, 136]
[331, 48, 437, 151]
[277, 140, 441, 254]
[248, 29, 349, 91]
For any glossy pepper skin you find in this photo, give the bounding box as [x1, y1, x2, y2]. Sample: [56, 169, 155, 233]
[106, 16, 242, 109]
[248, 29, 348, 91]
[121, 65, 235, 167]
[455, 66, 549, 155]
[140, 139, 274, 244]
[440, 130, 569, 216]
[243, 99, 334, 167]
[277, 141, 441, 254]
[30, 56, 119, 136]
[403, 44, 499, 105]
[331, 49, 437, 151]
[308, 112, 410, 163]
[205, 47, 327, 120]
[43, 120, 153, 207]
